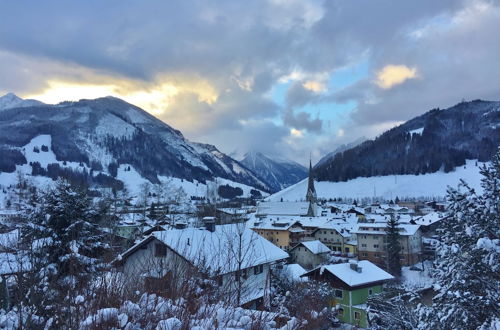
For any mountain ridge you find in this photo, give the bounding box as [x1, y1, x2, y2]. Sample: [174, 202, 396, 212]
[240, 151, 307, 192]
[314, 99, 500, 182]
[0, 94, 269, 191]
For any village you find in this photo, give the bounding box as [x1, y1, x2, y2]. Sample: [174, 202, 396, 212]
[0, 165, 448, 329]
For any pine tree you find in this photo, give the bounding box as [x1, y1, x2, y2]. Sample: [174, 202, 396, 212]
[420, 151, 500, 329]
[27, 179, 110, 327]
[385, 215, 402, 277]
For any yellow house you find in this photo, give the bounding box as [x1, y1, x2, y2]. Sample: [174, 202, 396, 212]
[250, 216, 305, 251]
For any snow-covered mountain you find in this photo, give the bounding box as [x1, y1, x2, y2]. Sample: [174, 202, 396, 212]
[0, 94, 269, 192]
[0, 92, 44, 110]
[240, 151, 307, 192]
[315, 100, 500, 182]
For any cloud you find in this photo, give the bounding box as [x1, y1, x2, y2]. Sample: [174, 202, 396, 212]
[0, 0, 499, 165]
[283, 109, 323, 133]
[375, 65, 417, 89]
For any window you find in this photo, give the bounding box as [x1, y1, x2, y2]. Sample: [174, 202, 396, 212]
[324, 231, 327, 234]
[368, 289, 373, 295]
[373, 244, 379, 248]
[276, 238, 279, 242]
[334, 289, 343, 298]
[362, 252, 368, 257]
[338, 308, 344, 316]
[354, 311, 361, 320]
[361, 244, 367, 247]
[155, 243, 167, 257]
[363, 235, 367, 239]
[254, 264, 263, 275]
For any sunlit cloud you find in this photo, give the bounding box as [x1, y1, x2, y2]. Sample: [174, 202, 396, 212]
[290, 128, 304, 137]
[25, 74, 218, 116]
[302, 80, 326, 93]
[375, 65, 417, 89]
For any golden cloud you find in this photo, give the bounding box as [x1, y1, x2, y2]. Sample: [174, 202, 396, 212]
[302, 80, 326, 93]
[375, 65, 417, 89]
[25, 74, 218, 117]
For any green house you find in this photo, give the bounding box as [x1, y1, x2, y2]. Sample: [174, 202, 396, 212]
[302, 260, 394, 328]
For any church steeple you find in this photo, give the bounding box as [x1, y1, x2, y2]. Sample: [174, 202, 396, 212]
[306, 156, 316, 204]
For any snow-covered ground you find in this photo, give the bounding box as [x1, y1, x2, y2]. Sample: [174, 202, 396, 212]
[400, 262, 435, 291]
[267, 160, 486, 201]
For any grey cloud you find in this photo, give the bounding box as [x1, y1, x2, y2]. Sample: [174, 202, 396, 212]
[283, 109, 323, 133]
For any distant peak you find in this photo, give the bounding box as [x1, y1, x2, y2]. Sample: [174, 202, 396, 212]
[0, 92, 22, 100]
[0, 92, 44, 110]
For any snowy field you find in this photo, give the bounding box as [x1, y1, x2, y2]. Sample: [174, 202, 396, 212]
[267, 159, 486, 201]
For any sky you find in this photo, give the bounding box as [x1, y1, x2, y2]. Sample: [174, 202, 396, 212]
[0, 0, 499, 165]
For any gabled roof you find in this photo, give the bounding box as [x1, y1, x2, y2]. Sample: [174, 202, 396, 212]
[353, 223, 421, 236]
[119, 224, 289, 275]
[302, 260, 394, 287]
[256, 201, 310, 216]
[413, 212, 448, 226]
[292, 240, 331, 254]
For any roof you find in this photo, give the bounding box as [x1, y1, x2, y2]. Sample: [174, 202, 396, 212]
[0, 229, 20, 250]
[303, 260, 394, 287]
[293, 240, 331, 254]
[282, 264, 307, 281]
[413, 212, 448, 226]
[120, 224, 289, 275]
[256, 201, 310, 216]
[353, 223, 421, 236]
[0, 252, 31, 275]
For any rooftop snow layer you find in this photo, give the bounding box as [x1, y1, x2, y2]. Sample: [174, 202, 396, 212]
[312, 260, 394, 287]
[152, 224, 289, 275]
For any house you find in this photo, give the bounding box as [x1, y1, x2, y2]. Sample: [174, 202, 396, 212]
[311, 225, 356, 255]
[289, 240, 331, 270]
[115, 223, 289, 309]
[250, 216, 305, 250]
[215, 208, 247, 224]
[302, 260, 394, 328]
[412, 212, 449, 235]
[354, 223, 422, 267]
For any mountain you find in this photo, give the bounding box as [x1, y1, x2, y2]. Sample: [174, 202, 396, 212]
[0, 94, 269, 191]
[0, 92, 44, 110]
[316, 137, 366, 167]
[240, 151, 307, 192]
[315, 99, 500, 182]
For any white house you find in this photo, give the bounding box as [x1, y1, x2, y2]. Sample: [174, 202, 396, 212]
[115, 223, 288, 308]
[289, 240, 331, 270]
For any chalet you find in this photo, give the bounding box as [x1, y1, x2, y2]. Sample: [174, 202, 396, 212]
[354, 223, 422, 267]
[289, 240, 331, 270]
[115, 223, 288, 309]
[302, 260, 394, 328]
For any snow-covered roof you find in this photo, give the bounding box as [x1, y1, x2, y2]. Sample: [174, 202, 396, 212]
[0, 252, 31, 275]
[256, 201, 310, 216]
[250, 215, 301, 230]
[122, 224, 289, 275]
[295, 240, 331, 254]
[413, 212, 448, 226]
[282, 263, 307, 281]
[0, 229, 20, 250]
[305, 260, 394, 287]
[354, 223, 420, 236]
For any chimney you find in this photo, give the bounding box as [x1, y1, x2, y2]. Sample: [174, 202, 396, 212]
[349, 260, 361, 272]
[203, 216, 216, 232]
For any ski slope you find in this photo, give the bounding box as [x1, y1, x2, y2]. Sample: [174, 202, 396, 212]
[268, 160, 486, 201]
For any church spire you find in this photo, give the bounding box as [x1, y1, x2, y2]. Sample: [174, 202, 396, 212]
[306, 155, 316, 203]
